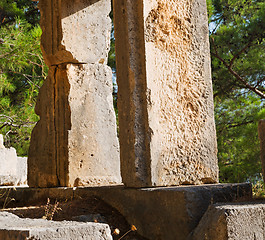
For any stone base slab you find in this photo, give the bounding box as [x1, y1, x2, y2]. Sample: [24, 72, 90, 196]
[0, 183, 252, 240]
[191, 202, 265, 240]
[0, 212, 112, 240]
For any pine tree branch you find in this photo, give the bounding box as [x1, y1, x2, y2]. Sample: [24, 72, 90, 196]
[229, 41, 253, 68]
[0, 115, 36, 130]
[211, 38, 265, 99]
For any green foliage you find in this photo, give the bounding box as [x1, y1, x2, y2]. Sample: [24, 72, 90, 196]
[216, 94, 265, 182]
[252, 175, 265, 198]
[0, 2, 46, 156]
[0, 0, 39, 26]
[208, 0, 265, 182]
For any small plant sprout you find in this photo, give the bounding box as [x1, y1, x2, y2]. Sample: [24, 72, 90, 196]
[42, 198, 62, 220]
[1, 187, 16, 209]
[118, 225, 137, 240]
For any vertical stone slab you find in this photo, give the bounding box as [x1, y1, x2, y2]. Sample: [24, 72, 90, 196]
[28, 0, 121, 187]
[114, 0, 218, 187]
[258, 119, 265, 183]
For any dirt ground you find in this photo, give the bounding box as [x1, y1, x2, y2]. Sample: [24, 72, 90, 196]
[2, 196, 148, 240]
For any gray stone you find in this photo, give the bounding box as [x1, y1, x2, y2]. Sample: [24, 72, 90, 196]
[114, 0, 218, 187]
[0, 211, 112, 240]
[28, 0, 121, 187]
[191, 202, 265, 240]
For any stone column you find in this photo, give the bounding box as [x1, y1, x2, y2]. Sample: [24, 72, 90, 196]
[113, 0, 219, 187]
[28, 0, 121, 187]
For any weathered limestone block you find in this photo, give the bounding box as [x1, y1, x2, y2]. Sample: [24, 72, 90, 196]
[0, 135, 19, 186]
[38, 0, 111, 66]
[0, 212, 112, 240]
[17, 157, 27, 186]
[258, 119, 265, 183]
[68, 64, 120, 186]
[191, 203, 265, 240]
[28, 0, 121, 187]
[0, 146, 17, 186]
[29, 63, 120, 187]
[114, 0, 218, 187]
[0, 135, 28, 186]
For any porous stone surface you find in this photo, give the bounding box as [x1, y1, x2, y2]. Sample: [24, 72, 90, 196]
[0, 212, 112, 240]
[114, 0, 218, 187]
[191, 202, 265, 240]
[258, 119, 265, 183]
[28, 0, 121, 187]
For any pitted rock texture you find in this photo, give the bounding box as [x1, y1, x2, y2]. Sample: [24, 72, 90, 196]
[0, 212, 112, 240]
[28, 0, 121, 187]
[114, 0, 218, 187]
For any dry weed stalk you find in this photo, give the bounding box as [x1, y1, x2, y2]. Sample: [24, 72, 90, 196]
[43, 198, 62, 220]
[0, 188, 16, 209]
[118, 225, 137, 240]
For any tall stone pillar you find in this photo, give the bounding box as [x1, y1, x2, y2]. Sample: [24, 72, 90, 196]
[28, 0, 121, 187]
[113, 0, 219, 187]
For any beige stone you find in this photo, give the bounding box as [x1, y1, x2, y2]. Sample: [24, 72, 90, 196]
[38, 0, 111, 66]
[28, 0, 121, 187]
[114, 0, 218, 187]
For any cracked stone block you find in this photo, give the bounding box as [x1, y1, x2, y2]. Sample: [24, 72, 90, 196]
[28, 63, 121, 187]
[28, 0, 121, 187]
[0, 212, 112, 240]
[113, 0, 218, 187]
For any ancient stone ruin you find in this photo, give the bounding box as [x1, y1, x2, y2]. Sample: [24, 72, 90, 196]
[28, 0, 218, 189]
[28, 0, 121, 187]
[114, 0, 218, 187]
[0, 0, 263, 240]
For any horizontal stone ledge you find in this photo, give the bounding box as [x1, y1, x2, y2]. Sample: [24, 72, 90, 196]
[0, 183, 252, 240]
[0, 212, 112, 240]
